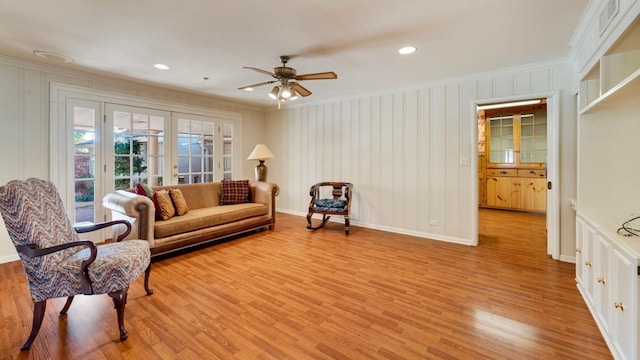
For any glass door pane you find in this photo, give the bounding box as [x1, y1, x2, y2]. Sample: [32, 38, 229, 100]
[520, 111, 547, 164]
[73, 105, 97, 224]
[488, 116, 515, 164]
[107, 104, 169, 190]
[175, 115, 216, 183]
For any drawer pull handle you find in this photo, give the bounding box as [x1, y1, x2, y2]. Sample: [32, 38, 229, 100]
[615, 302, 624, 311]
[597, 277, 606, 284]
[576, 248, 582, 253]
[500, 171, 507, 174]
[585, 261, 592, 267]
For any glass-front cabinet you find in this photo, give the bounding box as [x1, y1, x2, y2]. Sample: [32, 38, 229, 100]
[481, 107, 547, 212]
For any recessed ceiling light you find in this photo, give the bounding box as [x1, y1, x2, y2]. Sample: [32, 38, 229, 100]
[243, 87, 254, 92]
[398, 46, 416, 55]
[153, 63, 170, 70]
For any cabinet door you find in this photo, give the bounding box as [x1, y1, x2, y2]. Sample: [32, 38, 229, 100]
[486, 177, 520, 208]
[520, 178, 547, 211]
[610, 245, 638, 360]
[576, 218, 595, 304]
[593, 232, 611, 334]
[575, 217, 586, 287]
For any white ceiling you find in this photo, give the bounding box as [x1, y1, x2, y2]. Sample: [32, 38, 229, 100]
[0, 0, 589, 108]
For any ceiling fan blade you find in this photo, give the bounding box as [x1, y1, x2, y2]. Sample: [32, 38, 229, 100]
[291, 82, 312, 97]
[238, 80, 276, 90]
[243, 66, 276, 77]
[295, 71, 338, 81]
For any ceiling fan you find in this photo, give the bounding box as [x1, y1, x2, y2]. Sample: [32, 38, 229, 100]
[238, 55, 337, 103]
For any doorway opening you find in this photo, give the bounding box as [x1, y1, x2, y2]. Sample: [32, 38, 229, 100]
[475, 96, 557, 258]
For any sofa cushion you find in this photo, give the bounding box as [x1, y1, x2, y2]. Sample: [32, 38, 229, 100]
[153, 203, 268, 239]
[170, 188, 189, 215]
[220, 179, 249, 205]
[153, 190, 176, 220]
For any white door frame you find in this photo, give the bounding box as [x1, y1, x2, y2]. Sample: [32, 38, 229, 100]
[470, 91, 560, 260]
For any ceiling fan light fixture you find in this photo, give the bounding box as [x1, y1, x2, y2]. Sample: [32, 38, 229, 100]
[281, 85, 291, 99]
[268, 86, 279, 99]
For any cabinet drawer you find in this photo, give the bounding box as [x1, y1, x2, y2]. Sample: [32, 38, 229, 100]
[518, 169, 546, 178]
[486, 169, 517, 177]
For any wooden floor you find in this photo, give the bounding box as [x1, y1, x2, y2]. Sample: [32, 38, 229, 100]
[0, 209, 611, 359]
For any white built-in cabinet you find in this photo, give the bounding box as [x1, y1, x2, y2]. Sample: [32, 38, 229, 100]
[576, 2, 640, 359]
[576, 214, 638, 360]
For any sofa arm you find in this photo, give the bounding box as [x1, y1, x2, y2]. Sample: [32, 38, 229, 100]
[102, 190, 156, 245]
[249, 181, 279, 224]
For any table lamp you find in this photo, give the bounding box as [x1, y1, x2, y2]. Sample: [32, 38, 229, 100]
[247, 144, 275, 181]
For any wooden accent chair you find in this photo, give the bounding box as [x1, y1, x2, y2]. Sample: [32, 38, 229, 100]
[0, 178, 153, 351]
[306, 182, 353, 235]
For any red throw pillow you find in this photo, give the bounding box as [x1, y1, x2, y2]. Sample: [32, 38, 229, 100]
[220, 179, 249, 205]
[135, 182, 154, 198]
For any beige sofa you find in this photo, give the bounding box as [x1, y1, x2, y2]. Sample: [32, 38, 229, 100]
[102, 181, 279, 256]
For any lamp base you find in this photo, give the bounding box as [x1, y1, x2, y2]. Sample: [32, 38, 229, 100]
[255, 160, 268, 182]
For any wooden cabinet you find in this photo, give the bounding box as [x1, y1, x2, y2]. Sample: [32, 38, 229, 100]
[486, 176, 519, 208]
[484, 175, 546, 212]
[480, 109, 546, 212]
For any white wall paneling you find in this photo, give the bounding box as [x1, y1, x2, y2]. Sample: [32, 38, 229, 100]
[271, 61, 576, 255]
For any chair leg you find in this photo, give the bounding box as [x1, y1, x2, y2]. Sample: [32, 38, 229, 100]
[21, 300, 46, 351]
[109, 287, 129, 341]
[345, 215, 350, 235]
[144, 264, 154, 295]
[59, 296, 74, 315]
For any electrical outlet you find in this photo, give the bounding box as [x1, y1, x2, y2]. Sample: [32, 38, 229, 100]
[429, 219, 438, 226]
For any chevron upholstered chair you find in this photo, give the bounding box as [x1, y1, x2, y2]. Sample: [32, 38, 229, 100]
[0, 178, 153, 350]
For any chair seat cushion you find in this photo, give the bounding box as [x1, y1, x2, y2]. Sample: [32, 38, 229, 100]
[313, 198, 346, 212]
[60, 240, 150, 295]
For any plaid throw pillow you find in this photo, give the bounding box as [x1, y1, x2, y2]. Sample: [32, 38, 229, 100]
[220, 179, 249, 205]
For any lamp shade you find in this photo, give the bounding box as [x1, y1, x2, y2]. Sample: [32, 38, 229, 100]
[247, 144, 275, 161]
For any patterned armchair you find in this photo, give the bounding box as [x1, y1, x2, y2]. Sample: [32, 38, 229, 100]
[0, 178, 153, 350]
[306, 182, 353, 235]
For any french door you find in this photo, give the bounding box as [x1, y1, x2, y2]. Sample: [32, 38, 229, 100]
[67, 103, 233, 243]
[54, 84, 241, 243]
[105, 104, 172, 190]
[173, 113, 235, 183]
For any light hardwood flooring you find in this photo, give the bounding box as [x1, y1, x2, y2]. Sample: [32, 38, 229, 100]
[0, 210, 611, 359]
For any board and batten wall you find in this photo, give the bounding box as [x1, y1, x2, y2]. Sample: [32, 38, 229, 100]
[0, 55, 266, 263]
[266, 60, 578, 261]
